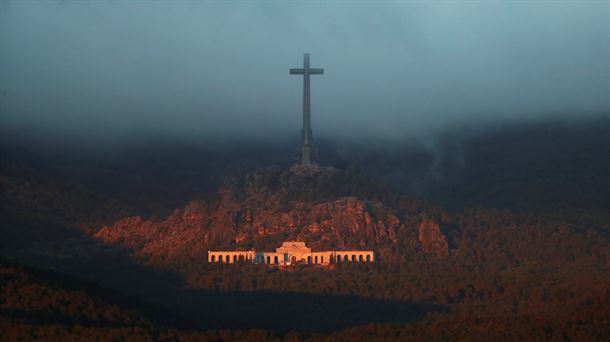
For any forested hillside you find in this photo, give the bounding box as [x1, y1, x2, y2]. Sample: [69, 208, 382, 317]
[1, 118, 609, 340]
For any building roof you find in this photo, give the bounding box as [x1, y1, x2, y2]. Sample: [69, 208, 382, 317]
[276, 241, 311, 253]
[281, 241, 306, 247]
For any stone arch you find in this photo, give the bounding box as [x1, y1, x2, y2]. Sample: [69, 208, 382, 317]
[321, 256, 324, 264]
[307, 256, 311, 264]
[274, 256, 278, 264]
[314, 256, 318, 264]
[239, 255, 245, 263]
[358, 255, 363, 262]
[233, 255, 237, 263]
[350, 254, 355, 262]
[266, 256, 271, 264]
[366, 255, 371, 262]
[211, 255, 216, 262]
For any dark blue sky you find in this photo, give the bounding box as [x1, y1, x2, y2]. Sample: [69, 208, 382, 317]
[1, 1, 608, 143]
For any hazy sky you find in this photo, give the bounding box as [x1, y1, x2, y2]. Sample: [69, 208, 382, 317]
[1, 1, 608, 143]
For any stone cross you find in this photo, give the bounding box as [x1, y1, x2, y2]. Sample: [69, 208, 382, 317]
[290, 53, 324, 167]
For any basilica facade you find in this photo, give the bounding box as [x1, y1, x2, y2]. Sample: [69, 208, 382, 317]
[208, 241, 374, 266]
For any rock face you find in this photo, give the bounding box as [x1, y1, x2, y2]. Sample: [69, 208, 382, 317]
[418, 218, 449, 257]
[94, 169, 447, 266]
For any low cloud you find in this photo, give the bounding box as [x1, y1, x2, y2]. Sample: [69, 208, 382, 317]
[1, 1, 608, 144]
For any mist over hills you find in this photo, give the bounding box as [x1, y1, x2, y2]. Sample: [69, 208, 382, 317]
[3, 115, 609, 226]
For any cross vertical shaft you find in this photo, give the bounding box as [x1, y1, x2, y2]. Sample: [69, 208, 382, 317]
[290, 53, 324, 167]
[303, 53, 311, 145]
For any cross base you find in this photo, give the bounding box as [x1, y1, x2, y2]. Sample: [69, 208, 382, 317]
[289, 164, 337, 175]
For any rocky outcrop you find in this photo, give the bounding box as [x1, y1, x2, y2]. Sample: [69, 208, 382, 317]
[418, 218, 449, 257]
[94, 169, 448, 266]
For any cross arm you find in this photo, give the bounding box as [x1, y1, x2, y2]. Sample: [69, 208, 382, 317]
[289, 68, 324, 75]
